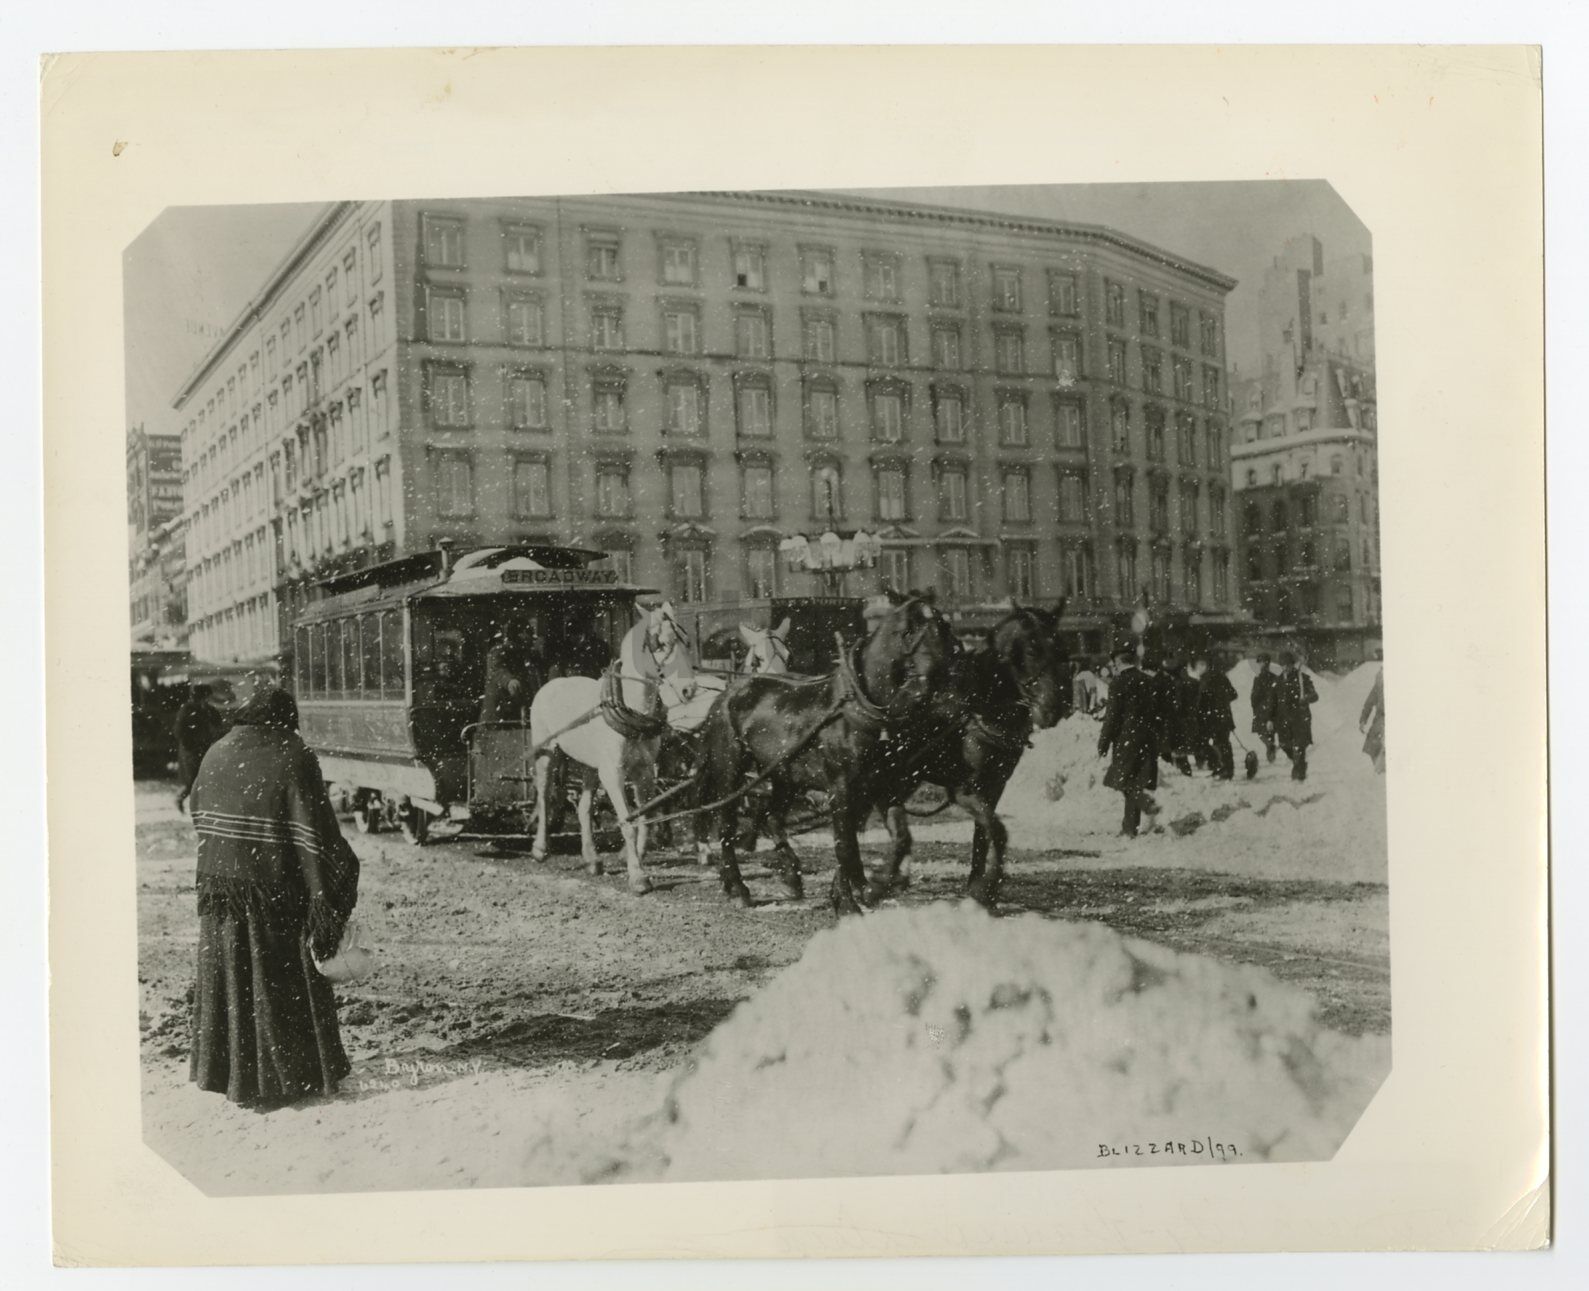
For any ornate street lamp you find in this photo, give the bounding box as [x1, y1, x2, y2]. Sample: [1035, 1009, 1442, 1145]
[778, 468, 879, 597]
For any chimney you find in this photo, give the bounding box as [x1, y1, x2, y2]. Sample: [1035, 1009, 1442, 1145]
[438, 537, 455, 577]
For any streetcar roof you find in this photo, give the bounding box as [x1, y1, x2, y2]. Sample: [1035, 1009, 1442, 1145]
[298, 545, 652, 620]
[313, 543, 605, 594]
[417, 547, 653, 599]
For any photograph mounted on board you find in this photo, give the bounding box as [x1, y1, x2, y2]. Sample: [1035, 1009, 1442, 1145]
[125, 182, 1390, 1195]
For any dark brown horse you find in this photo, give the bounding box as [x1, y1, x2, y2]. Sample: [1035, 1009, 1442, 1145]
[691, 596, 956, 915]
[869, 601, 1073, 911]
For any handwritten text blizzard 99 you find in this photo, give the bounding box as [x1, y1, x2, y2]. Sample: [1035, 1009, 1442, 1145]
[1097, 1137, 1243, 1162]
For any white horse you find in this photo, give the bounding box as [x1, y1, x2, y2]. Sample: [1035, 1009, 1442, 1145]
[666, 617, 791, 735]
[650, 618, 793, 868]
[528, 601, 697, 894]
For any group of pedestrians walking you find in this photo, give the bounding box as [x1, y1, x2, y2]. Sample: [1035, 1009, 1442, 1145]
[1249, 652, 1321, 781]
[1096, 644, 1320, 838]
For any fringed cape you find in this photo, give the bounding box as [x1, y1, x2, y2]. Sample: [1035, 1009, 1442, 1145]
[187, 725, 361, 1106]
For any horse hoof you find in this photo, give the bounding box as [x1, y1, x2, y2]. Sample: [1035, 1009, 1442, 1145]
[529, 849, 547, 863]
[724, 884, 753, 908]
[585, 859, 605, 877]
[965, 881, 1000, 913]
[862, 880, 892, 906]
[778, 873, 804, 901]
[628, 875, 654, 896]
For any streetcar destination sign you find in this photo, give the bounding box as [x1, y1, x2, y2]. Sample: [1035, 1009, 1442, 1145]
[500, 568, 620, 586]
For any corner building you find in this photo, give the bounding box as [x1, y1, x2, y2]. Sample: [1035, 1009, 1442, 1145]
[173, 192, 1242, 666]
[1229, 234, 1380, 669]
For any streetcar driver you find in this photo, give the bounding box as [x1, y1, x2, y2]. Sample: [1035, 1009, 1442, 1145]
[480, 619, 545, 723]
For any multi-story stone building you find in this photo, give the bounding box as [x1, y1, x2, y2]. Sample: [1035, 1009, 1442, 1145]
[126, 421, 185, 644]
[171, 192, 1242, 666]
[1232, 235, 1380, 668]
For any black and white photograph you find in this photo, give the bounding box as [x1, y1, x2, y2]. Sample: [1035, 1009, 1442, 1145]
[124, 181, 1393, 1193]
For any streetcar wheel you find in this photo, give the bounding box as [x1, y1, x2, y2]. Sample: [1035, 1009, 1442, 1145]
[400, 807, 430, 846]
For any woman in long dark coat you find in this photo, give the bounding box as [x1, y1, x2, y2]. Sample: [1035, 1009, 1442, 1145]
[187, 687, 360, 1109]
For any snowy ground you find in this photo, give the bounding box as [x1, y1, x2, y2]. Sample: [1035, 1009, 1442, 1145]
[135, 661, 1388, 1194]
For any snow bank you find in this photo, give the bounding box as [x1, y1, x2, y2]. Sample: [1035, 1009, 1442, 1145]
[549, 903, 1387, 1182]
[996, 664, 1388, 884]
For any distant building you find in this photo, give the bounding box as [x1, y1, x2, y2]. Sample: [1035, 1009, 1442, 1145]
[129, 516, 188, 648]
[1232, 235, 1380, 669]
[171, 193, 1245, 667]
[126, 422, 186, 646]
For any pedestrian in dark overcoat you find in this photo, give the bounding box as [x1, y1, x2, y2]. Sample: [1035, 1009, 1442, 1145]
[1191, 651, 1239, 780]
[1250, 653, 1279, 763]
[173, 684, 226, 813]
[1359, 665, 1386, 774]
[1098, 643, 1164, 837]
[1162, 654, 1199, 773]
[1270, 650, 1320, 781]
[187, 687, 360, 1109]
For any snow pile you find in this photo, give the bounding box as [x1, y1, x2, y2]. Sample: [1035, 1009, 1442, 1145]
[994, 664, 1388, 883]
[558, 903, 1387, 1182]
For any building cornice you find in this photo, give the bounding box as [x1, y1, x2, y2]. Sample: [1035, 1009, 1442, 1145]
[1230, 427, 1376, 457]
[679, 190, 1240, 294]
[172, 201, 358, 411]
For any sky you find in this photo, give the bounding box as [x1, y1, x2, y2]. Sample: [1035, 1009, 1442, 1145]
[122, 182, 1369, 436]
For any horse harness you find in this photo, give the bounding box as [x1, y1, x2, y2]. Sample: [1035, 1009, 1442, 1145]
[834, 639, 894, 736]
[598, 662, 670, 740]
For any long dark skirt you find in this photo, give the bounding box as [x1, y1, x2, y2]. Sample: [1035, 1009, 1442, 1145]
[189, 890, 350, 1107]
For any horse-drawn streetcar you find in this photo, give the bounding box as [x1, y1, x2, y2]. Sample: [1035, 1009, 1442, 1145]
[290, 542, 658, 845]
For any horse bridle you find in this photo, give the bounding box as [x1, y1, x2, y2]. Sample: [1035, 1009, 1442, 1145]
[1001, 607, 1063, 716]
[642, 611, 696, 708]
[872, 597, 951, 712]
[745, 632, 790, 674]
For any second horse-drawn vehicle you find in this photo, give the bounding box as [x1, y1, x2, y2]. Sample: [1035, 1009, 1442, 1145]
[291, 542, 670, 847]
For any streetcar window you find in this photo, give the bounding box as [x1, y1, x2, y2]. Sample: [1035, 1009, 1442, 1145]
[326, 619, 344, 697]
[342, 619, 361, 697]
[294, 627, 309, 695]
[307, 624, 326, 695]
[360, 613, 383, 698]
[380, 608, 405, 699]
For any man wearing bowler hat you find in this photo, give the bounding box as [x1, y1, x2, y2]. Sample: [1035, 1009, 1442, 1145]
[1250, 652, 1279, 763]
[1191, 650, 1239, 780]
[1270, 650, 1320, 782]
[1097, 640, 1163, 837]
